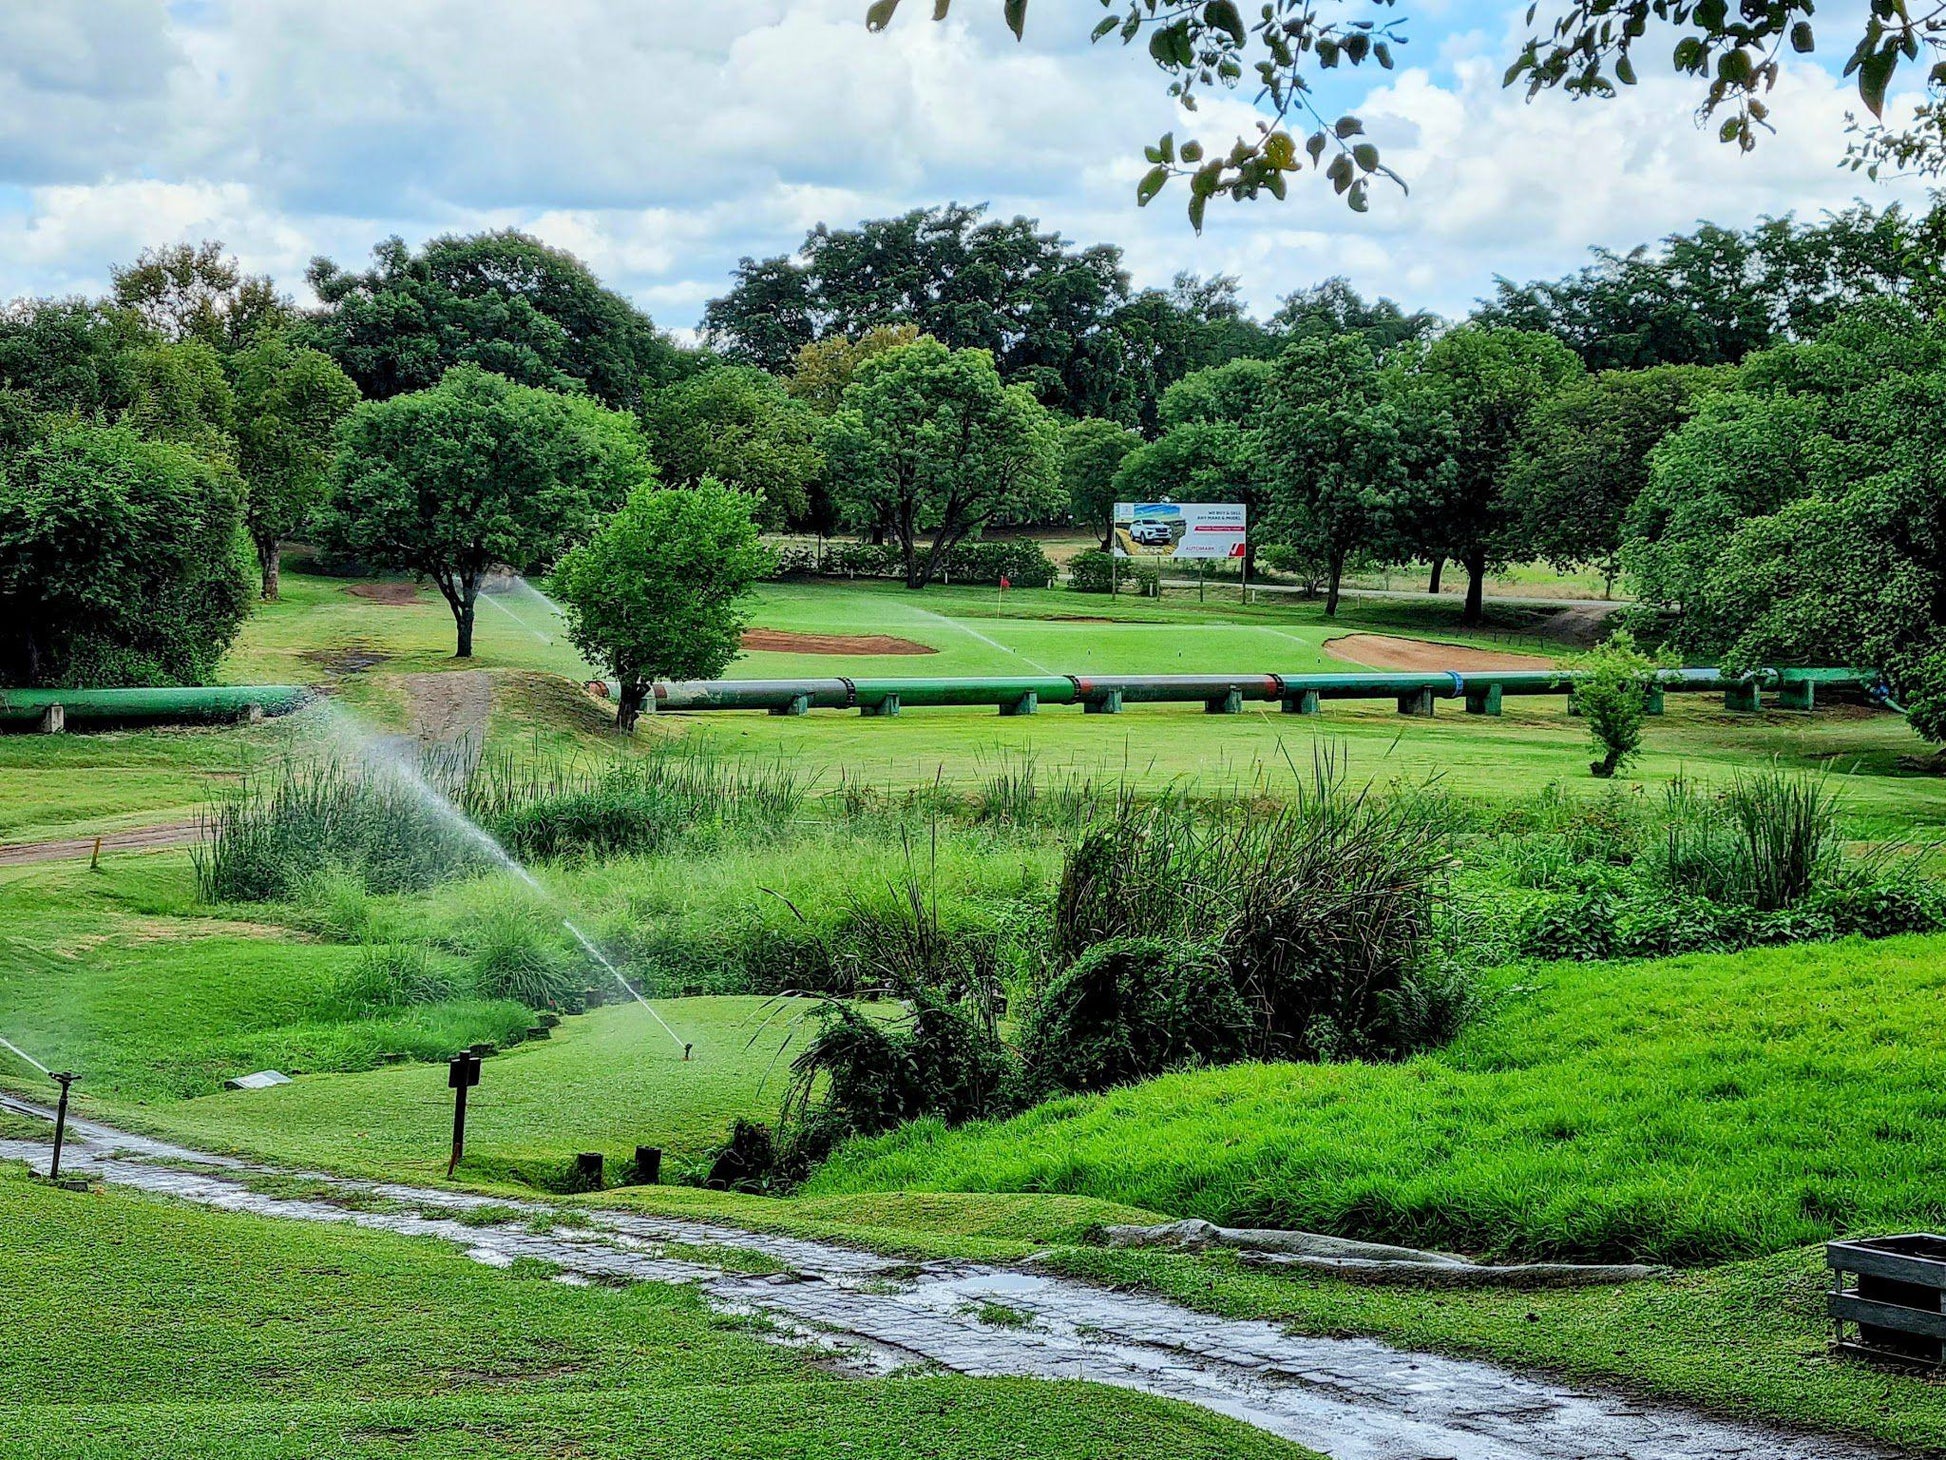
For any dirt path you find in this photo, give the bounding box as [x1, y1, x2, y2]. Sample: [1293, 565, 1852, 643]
[1324, 634, 1555, 673]
[0, 821, 202, 867]
[0, 1095, 1898, 1460]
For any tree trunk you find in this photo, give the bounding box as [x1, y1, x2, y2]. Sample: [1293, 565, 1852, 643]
[1461, 552, 1487, 625]
[1427, 556, 1445, 594]
[255, 534, 281, 601]
[617, 678, 648, 733]
[453, 571, 480, 658]
[1325, 549, 1345, 618]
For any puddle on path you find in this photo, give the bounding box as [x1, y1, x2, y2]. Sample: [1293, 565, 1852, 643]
[0, 1093, 1903, 1460]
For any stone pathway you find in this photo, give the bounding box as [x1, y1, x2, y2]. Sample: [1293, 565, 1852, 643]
[0, 1094, 1902, 1460]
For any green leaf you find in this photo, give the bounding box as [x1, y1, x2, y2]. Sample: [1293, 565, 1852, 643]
[865, 0, 903, 32]
[1202, 0, 1245, 44]
[1262, 131, 1296, 169]
[1003, 0, 1027, 40]
[1187, 191, 1208, 233]
[1858, 47, 1897, 118]
[1136, 165, 1169, 206]
[1091, 15, 1119, 41]
[1180, 139, 1205, 163]
[1352, 142, 1380, 172]
[1307, 131, 1328, 163]
[1615, 56, 1636, 86]
[1790, 20, 1815, 54]
[1335, 116, 1365, 138]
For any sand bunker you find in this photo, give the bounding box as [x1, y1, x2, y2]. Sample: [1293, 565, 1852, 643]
[741, 629, 936, 656]
[1324, 633, 1553, 672]
[346, 582, 422, 605]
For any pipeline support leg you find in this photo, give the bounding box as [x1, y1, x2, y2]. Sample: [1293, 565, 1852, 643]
[1282, 690, 1321, 716]
[38, 704, 63, 735]
[1396, 688, 1436, 717]
[769, 694, 811, 717]
[1083, 690, 1123, 715]
[1723, 682, 1762, 713]
[999, 692, 1037, 717]
[1645, 685, 1665, 716]
[1464, 684, 1503, 716]
[1204, 688, 1243, 715]
[861, 694, 900, 717]
[1776, 681, 1815, 711]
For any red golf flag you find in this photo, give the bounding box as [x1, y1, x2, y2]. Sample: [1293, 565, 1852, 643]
[999, 576, 1010, 590]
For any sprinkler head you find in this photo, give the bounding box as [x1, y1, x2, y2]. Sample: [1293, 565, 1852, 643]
[51, 1071, 76, 1089]
[683, 1043, 693, 1063]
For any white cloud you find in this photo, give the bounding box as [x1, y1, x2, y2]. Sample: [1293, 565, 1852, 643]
[0, 1, 1931, 328]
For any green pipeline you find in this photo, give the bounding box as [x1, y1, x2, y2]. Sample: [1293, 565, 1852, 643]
[0, 685, 310, 724]
[610, 667, 1881, 715]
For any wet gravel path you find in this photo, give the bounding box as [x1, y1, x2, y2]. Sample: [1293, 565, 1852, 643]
[0, 1093, 1901, 1460]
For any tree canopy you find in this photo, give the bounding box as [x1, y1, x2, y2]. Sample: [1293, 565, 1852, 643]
[821, 338, 1062, 589]
[317, 365, 651, 657]
[231, 337, 362, 599]
[303, 231, 682, 410]
[641, 366, 823, 528]
[1061, 417, 1141, 547]
[0, 422, 252, 688]
[111, 241, 291, 352]
[552, 478, 773, 729]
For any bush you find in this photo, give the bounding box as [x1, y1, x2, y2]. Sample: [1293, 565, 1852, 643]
[1067, 548, 1115, 594]
[828, 540, 901, 577]
[941, 537, 1058, 588]
[1051, 769, 1470, 1064]
[466, 900, 581, 1010]
[333, 943, 462, 1013]
[1018, 937, 1248, 1097]
[766, 541, 822, 578]
[296, 867, 377, 942]
[1655, 768, 1843, 910]
[1569, 630, 1655, 778]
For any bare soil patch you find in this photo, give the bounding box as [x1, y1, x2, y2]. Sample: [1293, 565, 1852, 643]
[741, 629, 937, 656]
[403, 671, 492, 748]
[346, 582, 422, 606]
[1324, 634, 1554, 672]
[301, 647, 389, 676]
[0, 822, 201, 866]
[1534, 602, 1625, 647]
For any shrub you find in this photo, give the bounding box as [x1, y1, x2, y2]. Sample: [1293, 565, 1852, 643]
[466, 900, 581, 1009]
[197, 760, 490, 903]
[296, 867, 377, 942]
[333, 943, 462, 1013]
[1067, 548, 1115, 594]
[766, 541, 822, 578]
[1018, 937, 1248, 1097]
[1656, 768, 1843, 910]
[828, 540, 901, 577]
[942, 537, 1058, 588]
[1050, 769, 1469, 1064]
[1569, 630, 1655, 778]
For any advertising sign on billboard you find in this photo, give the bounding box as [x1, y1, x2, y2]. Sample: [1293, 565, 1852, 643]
[1113, 502, 1248, 560]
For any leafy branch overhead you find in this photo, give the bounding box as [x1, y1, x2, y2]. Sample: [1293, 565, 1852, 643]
[866, 0, 1946, 225]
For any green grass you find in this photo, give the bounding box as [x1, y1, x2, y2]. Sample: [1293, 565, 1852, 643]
[0, 1164, 1310, 1460]
[810, 934, 1946, 1265]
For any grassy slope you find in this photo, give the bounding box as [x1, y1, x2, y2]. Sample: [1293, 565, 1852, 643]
[810, 935, 1946, 1265]
[0, 1167, 1308, 1460]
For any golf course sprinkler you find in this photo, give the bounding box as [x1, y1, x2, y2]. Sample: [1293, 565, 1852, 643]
[47, 1071, 76, 1182]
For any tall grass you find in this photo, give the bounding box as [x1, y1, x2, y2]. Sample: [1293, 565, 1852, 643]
[195, 762, 492, 902]
[1661, 768, 1843, 910]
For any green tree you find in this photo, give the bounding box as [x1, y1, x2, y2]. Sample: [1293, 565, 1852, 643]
[0, 423, 252, 687]
[552, 479, 773, 730]
[110, 240, 291, 351]
[231, 337, 362, 599]
[822, 339, 1062, 589]
[1260, 334, 1412, 617]
[1061, 417, 1141, 547]
[1504, 364, 1730, 592]
[0, 299, 152, 418]
[788, 324, 922, 414]
[303, 231, 681, 409]
[318, 366, 650, 657]
[1112, 423, 1264, 522]
[641, 366, 823, 527]
[125, 340, 236, 462]
[1407, 327, 1584, 623]
[1270, 277, 1440, 353]
[1572, 630, 1657, 779]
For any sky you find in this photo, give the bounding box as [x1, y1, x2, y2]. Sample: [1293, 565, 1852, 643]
[0, 1, 1933, 337]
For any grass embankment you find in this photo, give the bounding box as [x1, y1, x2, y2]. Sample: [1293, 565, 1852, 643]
[812, 934, 1946, 1265]
[0, 1167, 1306, 1460]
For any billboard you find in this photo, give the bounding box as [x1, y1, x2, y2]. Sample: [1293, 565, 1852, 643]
[1113, 502, 1247, 560]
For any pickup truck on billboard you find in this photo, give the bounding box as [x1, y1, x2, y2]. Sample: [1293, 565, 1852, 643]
[1113, 502, 1247, 560]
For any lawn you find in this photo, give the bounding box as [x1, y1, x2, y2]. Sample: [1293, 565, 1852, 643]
[0, 1165, 1307, 1460]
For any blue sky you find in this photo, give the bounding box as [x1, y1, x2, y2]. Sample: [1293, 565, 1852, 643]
[0, 2, 1928, 336]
